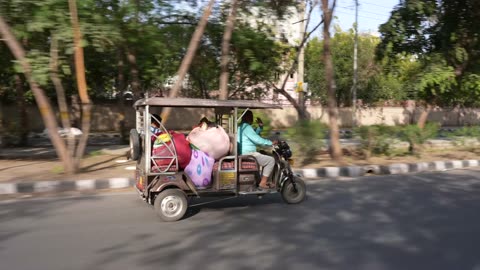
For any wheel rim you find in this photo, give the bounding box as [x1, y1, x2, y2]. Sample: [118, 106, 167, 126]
[161, 195, 183, 218]
[285, 182, 302, 200]
[129, 140, 134, 157]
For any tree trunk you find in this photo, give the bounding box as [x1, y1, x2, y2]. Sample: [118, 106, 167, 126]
[0, 15, 73, 173]
[0, 100, 3, 147]
[116, 51, 128, 143]
[69, 0, 92, 170]
[162, 0, 216, 122]
[321, 0, 342, 161]
[127, 48, 141, 99]
[50, 33, 76, 162]
[14, 74, 29, 146]
[219, 0, 239, 100]
[417, 104, 433, 129]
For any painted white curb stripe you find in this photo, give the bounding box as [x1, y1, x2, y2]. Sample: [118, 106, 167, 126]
[75, 179, 96, 190]
[433, 161, 446, 171]
[467, 160, 479, 167]
[389, 164, 409, 174]
[325, 167, 340, 177]
[416, 162, 430, 172]
[302, 168, 318, 178]
[0, 183, 18, 194]
[451, 160, 463, 169]
[109, 178, 130, 189]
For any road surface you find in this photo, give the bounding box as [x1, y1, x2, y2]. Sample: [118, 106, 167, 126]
[2, 169, 480, 270]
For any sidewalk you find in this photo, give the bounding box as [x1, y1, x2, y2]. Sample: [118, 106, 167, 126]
[1, 138, 479, 195]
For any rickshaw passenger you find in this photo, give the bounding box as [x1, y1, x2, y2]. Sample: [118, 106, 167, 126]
[150, 114, 162, 135]
[237, 110, 275, 190]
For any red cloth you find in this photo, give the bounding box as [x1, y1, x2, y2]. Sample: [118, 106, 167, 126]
[152, 132, 191, 169]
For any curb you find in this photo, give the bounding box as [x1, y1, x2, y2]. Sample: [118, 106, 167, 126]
[293, 159, 480, 179]
[1, 159, 479, 195]
[0, 178, 134, 195]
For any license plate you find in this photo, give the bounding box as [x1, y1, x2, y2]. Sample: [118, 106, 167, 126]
[288, 159, 294, 166]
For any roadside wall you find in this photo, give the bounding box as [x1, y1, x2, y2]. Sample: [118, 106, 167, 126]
[3, 104, 480, 132]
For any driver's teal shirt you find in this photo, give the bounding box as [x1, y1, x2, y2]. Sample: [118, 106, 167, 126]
[237, 122, 273, 155]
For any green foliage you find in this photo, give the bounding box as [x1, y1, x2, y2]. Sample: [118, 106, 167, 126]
[305, 30, 412, 105]
[285, 120, 328, 165]
[447, 126, 480, 147]
[397, 122, 440, 154]
[415, 55, 457, 104]
[354, 125, 396, 158]
[377, 0, 480, 107]
[0, 0, 294, 103]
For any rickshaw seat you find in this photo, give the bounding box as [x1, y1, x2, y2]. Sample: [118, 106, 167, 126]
[213, 156, 258, 171]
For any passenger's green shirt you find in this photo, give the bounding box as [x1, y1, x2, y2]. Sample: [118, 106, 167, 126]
[237, 122, 273, 155]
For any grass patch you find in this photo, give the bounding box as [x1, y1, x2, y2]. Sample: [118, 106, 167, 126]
[88, 150, 104, 157]
[51, 166, 64, 174]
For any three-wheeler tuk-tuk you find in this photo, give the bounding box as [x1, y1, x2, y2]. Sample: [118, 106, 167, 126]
[129, 97, 306, 221]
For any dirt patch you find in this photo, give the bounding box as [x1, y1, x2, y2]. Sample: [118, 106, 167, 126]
[0, 154, 136, 182]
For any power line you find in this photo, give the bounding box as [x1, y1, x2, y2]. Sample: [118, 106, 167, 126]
[337, 5, 390, 17]
[338, 0, 394, 10]
[334, 9, 389, 22]
[360, 0, 397, 9]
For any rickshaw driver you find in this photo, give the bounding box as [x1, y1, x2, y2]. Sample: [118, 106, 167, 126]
[237, 110, 277, 190]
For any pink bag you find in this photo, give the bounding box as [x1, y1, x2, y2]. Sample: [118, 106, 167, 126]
[184, 149, 214, 187]
[187, 124, 230, 160]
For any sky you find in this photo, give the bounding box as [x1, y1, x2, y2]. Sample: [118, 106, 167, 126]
[309, 0, 401, 35]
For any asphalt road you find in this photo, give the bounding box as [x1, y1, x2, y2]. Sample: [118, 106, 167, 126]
[2, 169, 480, 270]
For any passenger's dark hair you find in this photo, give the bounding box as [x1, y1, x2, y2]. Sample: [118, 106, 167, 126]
[151, 114, 162, 124]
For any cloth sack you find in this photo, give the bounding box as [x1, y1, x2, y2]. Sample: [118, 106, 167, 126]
[152, 131, 191, 169]
[184, 149, 214, 187]
[187, 123, 230, 160]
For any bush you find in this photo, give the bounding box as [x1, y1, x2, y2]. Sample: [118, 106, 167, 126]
[354, 125, 396, 159]
[397, 122, 439, 155]
[285, 120, 328, 165]
[446, 125, 480, 147]
[452, 126, 480, 137]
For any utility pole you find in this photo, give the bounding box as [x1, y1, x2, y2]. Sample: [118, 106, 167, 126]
[352, 0, 359, 127]
[298, 1, 305, 114]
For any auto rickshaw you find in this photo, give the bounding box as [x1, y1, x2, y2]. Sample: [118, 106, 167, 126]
[129, 97, 306, 221]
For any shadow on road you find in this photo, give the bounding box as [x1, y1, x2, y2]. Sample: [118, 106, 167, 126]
[2, 170, 480, 270]
[132, 170, 480, 270]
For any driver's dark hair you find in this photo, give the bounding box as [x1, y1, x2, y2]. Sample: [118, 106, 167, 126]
[242, 110, 253, 123]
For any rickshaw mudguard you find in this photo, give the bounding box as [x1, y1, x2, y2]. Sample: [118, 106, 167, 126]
[149, 173, 194, 195]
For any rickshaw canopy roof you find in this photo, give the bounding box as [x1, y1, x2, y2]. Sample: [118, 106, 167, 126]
[133, 97, 282, 109]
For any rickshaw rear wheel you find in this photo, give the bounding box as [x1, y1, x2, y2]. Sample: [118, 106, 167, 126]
[129, 129, 141, 161]
[281, 177, 306, 204]
[154, 189, 188, 222]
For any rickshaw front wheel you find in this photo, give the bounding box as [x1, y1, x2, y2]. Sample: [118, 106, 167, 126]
[154, 189, 188, 222]
[281, 177, 306, 204]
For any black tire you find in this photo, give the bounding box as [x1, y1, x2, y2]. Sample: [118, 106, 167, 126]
[129, 129, 141, 161]
[153, 189, 188, 222]
[281, 177, 306, 204]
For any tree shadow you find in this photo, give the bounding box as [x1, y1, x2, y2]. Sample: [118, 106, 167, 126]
[82, 169, 480, 270]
